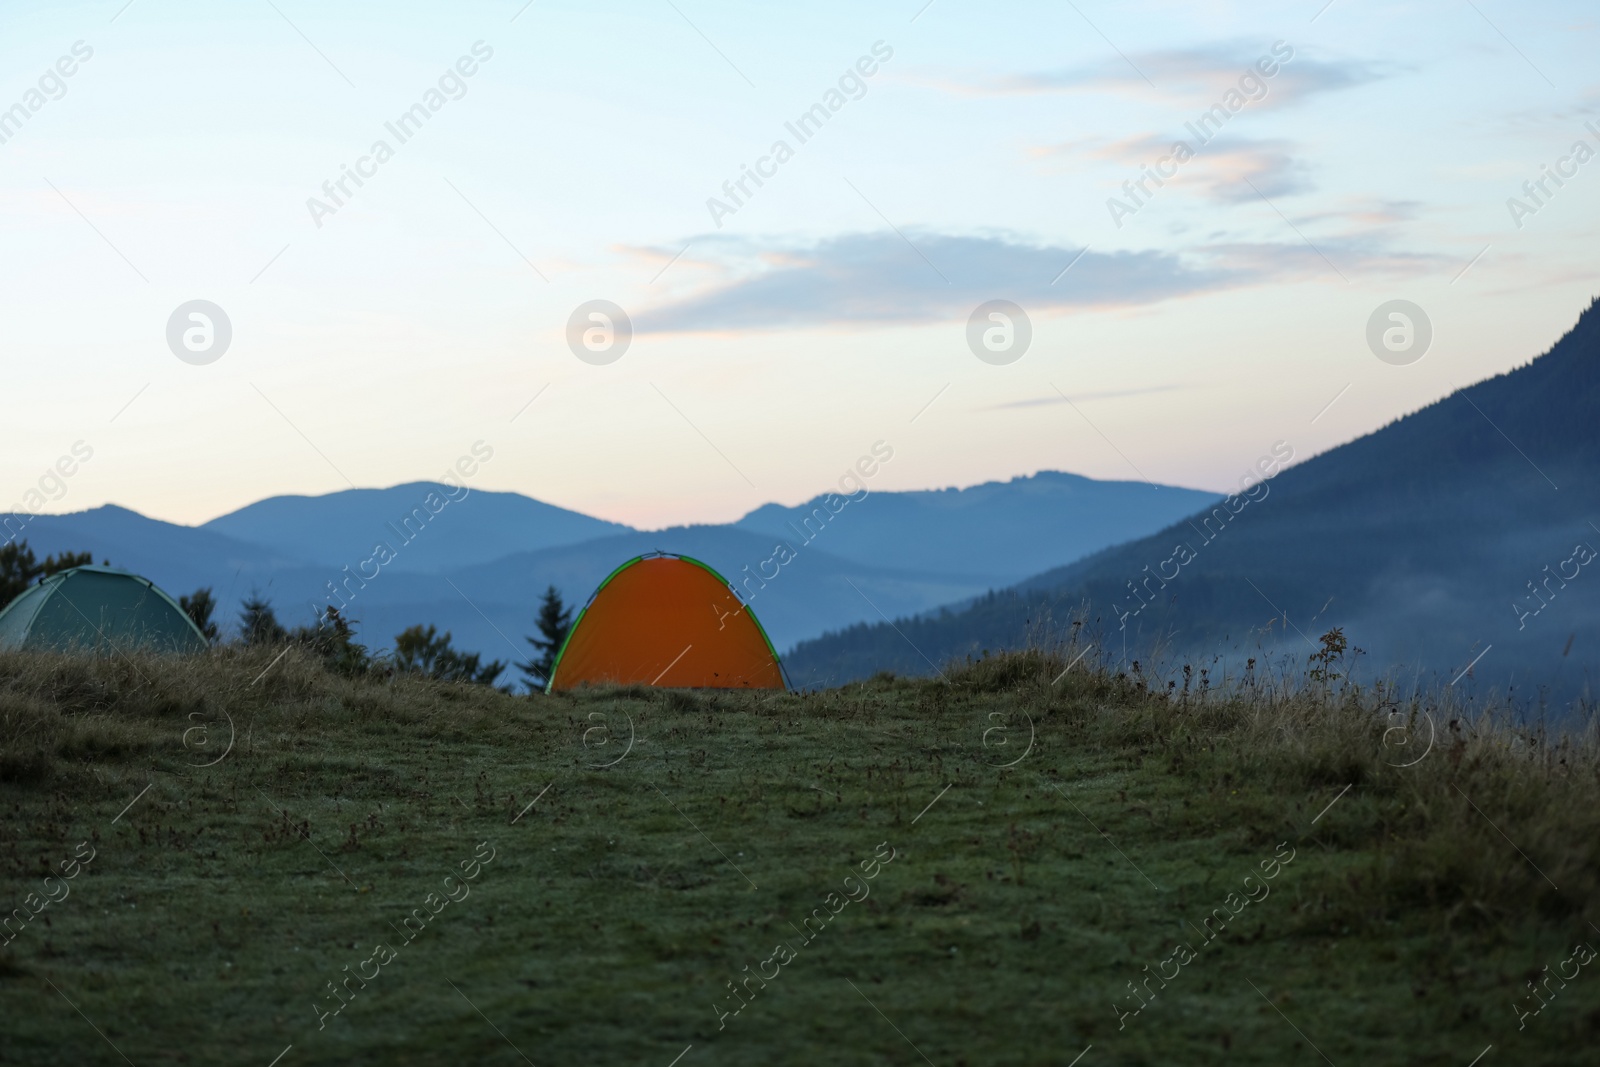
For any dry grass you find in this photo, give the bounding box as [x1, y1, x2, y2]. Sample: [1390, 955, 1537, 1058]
[0, 645, 1597, 1064]
[960, 645, 1600, 931]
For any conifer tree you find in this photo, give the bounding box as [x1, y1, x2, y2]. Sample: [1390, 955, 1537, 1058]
[521, 585, 572, 691]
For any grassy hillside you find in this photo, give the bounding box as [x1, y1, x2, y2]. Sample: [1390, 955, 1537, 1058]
[1, 648, 1598, 1065]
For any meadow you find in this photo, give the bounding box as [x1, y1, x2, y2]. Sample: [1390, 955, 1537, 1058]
[1, 643, 1597, 1065]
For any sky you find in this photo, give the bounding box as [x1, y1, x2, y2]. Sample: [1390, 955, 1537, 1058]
[2, 0, 1596, 530]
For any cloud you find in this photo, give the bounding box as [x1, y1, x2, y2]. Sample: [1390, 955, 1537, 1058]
[936, 43, 1386, 110]
[1050, 134, 1312, 202]
[987, 385, 1189, 410]
[1198, 239, 1435, 280]
[1294, 199, 1425, 228]
[638, 234, 1219, 333]
[1193, 141, 1310, 201]
[635, 231, 1435, 333]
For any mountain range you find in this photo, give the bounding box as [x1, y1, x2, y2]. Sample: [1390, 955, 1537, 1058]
[1, 472, 1217, 685]
[787, 298, 1600, 708]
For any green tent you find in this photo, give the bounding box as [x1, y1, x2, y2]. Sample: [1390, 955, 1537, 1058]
[0, 565, 208, 655]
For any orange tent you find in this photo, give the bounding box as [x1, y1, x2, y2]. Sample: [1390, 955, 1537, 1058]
[545, 554, 786, 692]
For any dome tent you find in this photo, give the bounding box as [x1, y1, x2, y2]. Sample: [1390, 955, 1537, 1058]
[546, 553, 785, 692]
[0, 565, 208, 655]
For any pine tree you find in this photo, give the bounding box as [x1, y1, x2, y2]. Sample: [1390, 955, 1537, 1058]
[0, 542, 93, 609]
[298, 604, 371, 677]
[238, 593, 288, 646]
[393, 624, 504, 686]
[179, 588, 221, 643]
[521, 585, 573, 691]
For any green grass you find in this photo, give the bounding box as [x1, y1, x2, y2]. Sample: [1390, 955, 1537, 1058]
[1, 646, 1597, 1065]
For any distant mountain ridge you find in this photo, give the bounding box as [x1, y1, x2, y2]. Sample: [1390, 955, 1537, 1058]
[785, 297, 1600, 706]
[201, 481, 633, 573]
[3, 468, 1214, 685]
[735, 471, 1218, 584]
